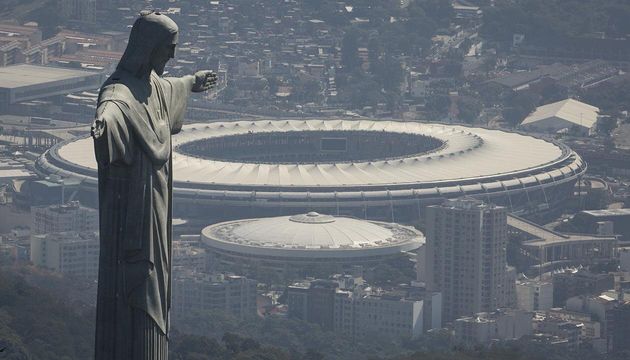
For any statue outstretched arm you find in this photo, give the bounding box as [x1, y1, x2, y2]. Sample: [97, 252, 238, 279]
[162, 70, 216, 135]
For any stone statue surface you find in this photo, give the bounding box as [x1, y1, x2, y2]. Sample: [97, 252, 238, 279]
[91, 11, 216, 359]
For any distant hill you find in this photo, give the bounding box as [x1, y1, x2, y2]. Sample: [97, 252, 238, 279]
[0, 0, 62, 38]
[481, 0, 630, 42]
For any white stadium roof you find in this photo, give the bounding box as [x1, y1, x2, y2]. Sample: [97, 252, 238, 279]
[201, 212, 424, 258]
[55, 119, 567, 188]
[521, 99, 600, 129]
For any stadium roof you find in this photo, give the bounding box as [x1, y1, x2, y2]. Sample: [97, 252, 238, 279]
[0, 64, 100, 89]
[55, 119, 569, 189]
[521, 99, 599, 129]
[202, 212, 423, 257]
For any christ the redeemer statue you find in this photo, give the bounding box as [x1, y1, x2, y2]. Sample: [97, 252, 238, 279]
[91, 11, 216, 359]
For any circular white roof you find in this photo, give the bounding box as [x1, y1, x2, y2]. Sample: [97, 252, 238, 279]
[201, 212, 424, 259]
[54, 119, 569, 189]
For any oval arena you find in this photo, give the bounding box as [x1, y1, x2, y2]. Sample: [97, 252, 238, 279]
[35, 119, 586, 223]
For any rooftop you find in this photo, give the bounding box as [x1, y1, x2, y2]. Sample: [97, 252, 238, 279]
[521, 99, 600, 129]
[202, 213, 424, 258]
[508, 214, 616, 247]
[0, 64, 100, 89]
[205, 212, 421, 250]
[54, 119, 571, 189]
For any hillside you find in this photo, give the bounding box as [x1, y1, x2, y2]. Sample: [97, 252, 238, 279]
[0, 267, 94, 359]
[0, 0, 62, 38]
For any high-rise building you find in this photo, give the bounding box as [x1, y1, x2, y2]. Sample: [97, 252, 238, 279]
[30, 231, 99, 279]
[31, 201, 98, 235]
[425, 198, 514, 322]
[172, 272, 257, 319]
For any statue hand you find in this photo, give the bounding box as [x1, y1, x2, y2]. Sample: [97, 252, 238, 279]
[192, 70, 217, 93]
[91, 118, 106, 139]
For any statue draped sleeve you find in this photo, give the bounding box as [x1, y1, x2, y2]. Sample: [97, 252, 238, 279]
[92, 101, 135, 167]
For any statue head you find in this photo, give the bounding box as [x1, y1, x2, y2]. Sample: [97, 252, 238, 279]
[117, 10, 179, 77]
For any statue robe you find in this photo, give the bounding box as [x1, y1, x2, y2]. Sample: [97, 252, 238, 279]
[92, 69, 189, 360]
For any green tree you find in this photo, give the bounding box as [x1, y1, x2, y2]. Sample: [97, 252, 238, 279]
[291, 78, 323, 104]
[502, 91, 540, 126]
[426, 94, 451, 118]
[341, 28, 362, 70]
[596, 116, 617, 137]
[457, 97, 483, 124]
[170, 334, 225, 359]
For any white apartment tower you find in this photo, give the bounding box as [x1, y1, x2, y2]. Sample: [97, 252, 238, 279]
[30, 231, 99, 279]
[425, 198, 514, 322]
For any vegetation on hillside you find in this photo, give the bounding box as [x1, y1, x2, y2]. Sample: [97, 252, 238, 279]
[482, 0, 630, 42]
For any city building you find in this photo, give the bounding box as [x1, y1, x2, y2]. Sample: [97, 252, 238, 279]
[609, 302, 630, 352]
[0, 64, 103, 113]
[287, 279, 338, 330]
[526, 333, 570, 349]
[425, 198, 515, 322]
[553, 270, 614, 307]
[31, 201, 98, 235]
[520, 98, 600, 135]
[287, 279, 441, 340]
[518, 36, 630, 62]
[509, 215, 617, 274]
[202, 212, 424, 276]
[573, 209, 630, 243]
[535, 318, 582, 351]
[516, 278, 554, 311]
[58, 0, 97, 25]
[565, 293, 617, 347]
[334, 290, 440, 340]
[452, 2, 483, 20]
[29, 231, 99, 279]
[620, 248, 630, 272]
[545, 308, 607, 352]
[0, 23, 44, 66]
[172, 238, 207, 273]
[286, 281, 312, 323]
[172, 272, 257, 319]
[454, 309, 533, 345]
[36, 119, 586, 222]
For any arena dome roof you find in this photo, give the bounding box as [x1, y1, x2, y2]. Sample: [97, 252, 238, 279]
[201, 212, 424, 259]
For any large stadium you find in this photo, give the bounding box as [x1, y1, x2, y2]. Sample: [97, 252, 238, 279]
[35, 119, 586, 223]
